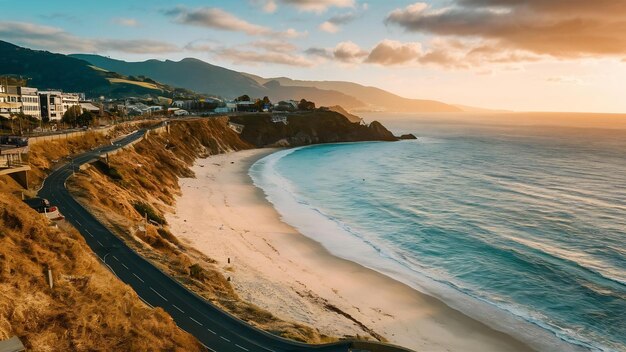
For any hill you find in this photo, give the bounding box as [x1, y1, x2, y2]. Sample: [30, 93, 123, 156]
[71, 54, 458, 112]
[70, 55, 366, 109]
[71, 55, 265, 99]
[245, 75, 462, 113]
[0, 41, 191, 99]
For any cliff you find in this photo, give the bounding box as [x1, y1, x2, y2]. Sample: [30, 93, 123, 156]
[229, 111, 398, 148]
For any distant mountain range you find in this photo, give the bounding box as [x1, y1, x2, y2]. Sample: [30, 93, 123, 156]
[71, 53, 462, 113]
[1, 40, 465, 112]
[0, 41, 194, 99]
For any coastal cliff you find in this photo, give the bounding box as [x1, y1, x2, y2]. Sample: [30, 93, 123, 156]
[65, 116, 398, 343]
[229, 111, 397, 147]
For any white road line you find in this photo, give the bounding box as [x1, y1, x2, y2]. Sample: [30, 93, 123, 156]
[199, 343, 216, 352]
[75, 220, 81, 226]
[132, 273, 144, 282]
[84, 229, 93, 237]
[207, 328, 216, 335]
[112, 256, 119, 262]
[235, 344, 249, 351]
[172, 304, 184, 313]
[121, 263, 129, 269]
[219, 336, 230, 343]
[189, 317, 203, 326]
[97, 240, 104, 247]
[150, 287, 168, 302]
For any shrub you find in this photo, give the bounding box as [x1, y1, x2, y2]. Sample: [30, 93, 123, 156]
[132, 202, 167, 225]
[189, 264, 204, 280]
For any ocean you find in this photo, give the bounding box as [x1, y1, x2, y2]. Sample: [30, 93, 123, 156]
[249, 113, 626, 352]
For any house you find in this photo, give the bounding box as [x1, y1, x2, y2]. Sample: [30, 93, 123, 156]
[80, 102, 101, 114]
[274, 100, 298, 112]
[235, 101, 256, 112]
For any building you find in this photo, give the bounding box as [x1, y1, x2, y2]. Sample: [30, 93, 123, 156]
[39, 91, 82, 121]
[80, 102, 101, 114]
[0, 85, 21, 118]
[18, 86, 40, 119]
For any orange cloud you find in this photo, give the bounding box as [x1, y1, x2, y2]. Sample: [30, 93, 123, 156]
[385, 1, 626, 58]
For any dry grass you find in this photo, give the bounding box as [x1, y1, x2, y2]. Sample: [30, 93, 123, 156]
[67, 117, 338, 343]
[0, 193, 204, 351]
[107, 78, 160, 90]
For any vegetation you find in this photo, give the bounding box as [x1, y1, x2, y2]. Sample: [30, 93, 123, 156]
[0, 184, 203, 351]
[298, 99, 316, 110]
[66, 118, 338, 343]
[133, 201, 167, 226]
[0, 40, 194, 99]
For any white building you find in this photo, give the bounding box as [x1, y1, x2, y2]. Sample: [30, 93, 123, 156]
[18, 87, 40, 119]
[39, 91, 82, 121]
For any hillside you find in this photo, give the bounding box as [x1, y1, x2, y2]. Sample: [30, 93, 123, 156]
[0, 178, 202, 351]
[70, 55, 366, 109]
[246, 75, 462, 113]
[0, 41, 191, 99]
[70, 55, 265, 99]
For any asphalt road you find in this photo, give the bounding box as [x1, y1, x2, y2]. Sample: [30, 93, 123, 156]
[38, 127, 414, 352]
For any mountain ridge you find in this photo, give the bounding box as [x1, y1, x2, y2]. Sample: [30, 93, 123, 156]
[71, 53, 461, 112]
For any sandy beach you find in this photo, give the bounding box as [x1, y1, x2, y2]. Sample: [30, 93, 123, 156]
[166, 148, 535, 352]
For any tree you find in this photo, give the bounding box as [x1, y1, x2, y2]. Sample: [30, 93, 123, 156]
[298, 99, 316, 110]
[235, 94, 250, 102]
[62, 105, 82, 126]
[77, 110, 95, 127]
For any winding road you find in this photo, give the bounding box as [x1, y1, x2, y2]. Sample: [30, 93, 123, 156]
[37, 126, 414, 352]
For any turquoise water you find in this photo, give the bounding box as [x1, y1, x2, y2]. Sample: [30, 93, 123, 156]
[250, 118, 626, 352]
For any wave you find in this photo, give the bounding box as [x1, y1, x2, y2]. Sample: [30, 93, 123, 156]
[249, 146, 619, 352]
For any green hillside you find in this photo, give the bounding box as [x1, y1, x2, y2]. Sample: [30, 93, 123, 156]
[0, 41, 190, 99]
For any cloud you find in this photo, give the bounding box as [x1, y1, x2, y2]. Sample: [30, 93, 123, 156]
[0, 21, 179, 54]
[385, 1, 626, 58]
[546, 76, 584, 85]
[165, 6, 272, 35]
[279, 0, 355, 13]
[165, 6, 305, 38]
[319, 21, 339, 33]
[366, 40, 422, 65]
[112, 18, 139, 27]
[304, 47, 333, 59]
[210, 46, 316, 67]
[332, 41, 368, 63]
[250, 0, 278, 13]
[319, 11, 361, 33]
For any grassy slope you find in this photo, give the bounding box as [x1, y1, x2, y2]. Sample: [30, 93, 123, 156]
[66, 118, 338, 343]
[0, 182, 203, 351]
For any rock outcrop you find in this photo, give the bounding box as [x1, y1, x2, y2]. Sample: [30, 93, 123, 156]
[229, 111, 398, 148]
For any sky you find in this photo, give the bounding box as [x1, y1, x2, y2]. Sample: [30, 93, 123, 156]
[1, 0, 625, 113]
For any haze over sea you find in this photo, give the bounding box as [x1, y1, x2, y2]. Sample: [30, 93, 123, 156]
[250, 113, 626, 352]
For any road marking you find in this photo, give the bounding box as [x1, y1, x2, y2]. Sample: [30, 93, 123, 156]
[150, 287, 168, 302]
[132, 273, 144, 282]
[235, 344, 249, 351]
[199, 343, 216, 352]
[112, 256, 119, 262]
[172, 304, 184, 313]
[75, 220, 81, 226]
[207, 328, 216, 335]
[97, 240, 104, 247]
[219, 336, 230, 343]
[121, 263, 129, 269]
[189, 317, 203, 326]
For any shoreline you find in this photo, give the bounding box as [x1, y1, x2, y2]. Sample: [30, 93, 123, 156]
[166, 148, 536, 352]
